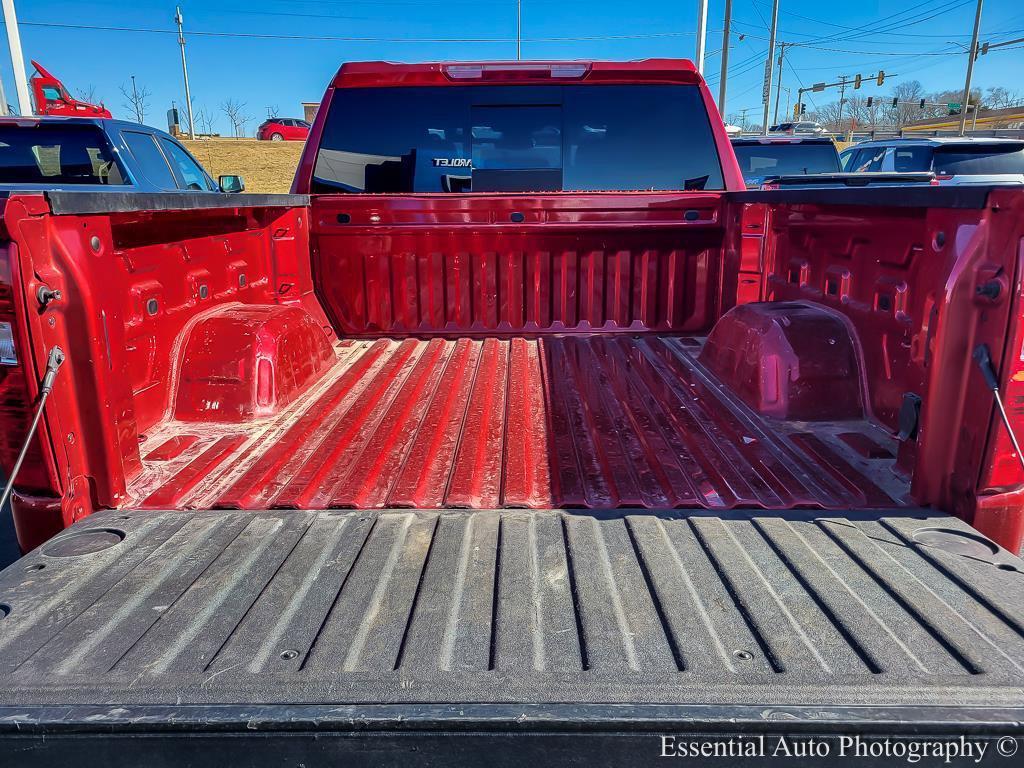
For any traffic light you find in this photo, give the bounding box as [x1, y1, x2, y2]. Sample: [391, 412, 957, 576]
[919, 98, 926, 109]
[876, 70, 885, 86]
[982, 42, 990, 55]
[793, 103, 800, 119]
[892, 97, 899, 108]
[800, 103, 807, 115]
[854, 74, 862, 89]
[866, 97, 874, 107]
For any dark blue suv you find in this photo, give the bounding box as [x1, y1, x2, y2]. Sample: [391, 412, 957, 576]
[0, 117, 244, 193]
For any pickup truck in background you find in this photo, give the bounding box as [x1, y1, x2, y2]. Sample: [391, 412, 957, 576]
[0, 59, 1022, 764]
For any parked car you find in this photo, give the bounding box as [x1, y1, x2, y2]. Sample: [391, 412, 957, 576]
[0, 116, 243, 192]
[768, 120, 826, 135]
[841, 136, 1024, 184]
[1, 60, 1023, 763]
[257, 117, 310, 141]
[730, 135, 841, 188]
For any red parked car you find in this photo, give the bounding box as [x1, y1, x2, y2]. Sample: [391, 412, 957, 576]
[257, 117, 310, 141]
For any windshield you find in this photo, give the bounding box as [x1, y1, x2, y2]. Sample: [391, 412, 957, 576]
[933, 144, 1024, 176]
[312, 84, 725, 193]
[0, 124, 127, 185]
[732, 142, 841, 186]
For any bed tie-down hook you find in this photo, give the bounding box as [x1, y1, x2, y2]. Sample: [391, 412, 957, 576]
[0, 347, 65, 512]
[973, 345, 1024, 473]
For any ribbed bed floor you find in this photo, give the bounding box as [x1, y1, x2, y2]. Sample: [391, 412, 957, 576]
[128, 336, 910, 511]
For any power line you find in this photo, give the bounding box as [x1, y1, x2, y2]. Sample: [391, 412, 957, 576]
[11, 19, 699, 43]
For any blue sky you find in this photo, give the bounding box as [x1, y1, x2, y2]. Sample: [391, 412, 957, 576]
[2, 0, 1023, 132]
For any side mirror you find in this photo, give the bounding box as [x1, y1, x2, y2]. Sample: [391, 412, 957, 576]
[218, 174, 245, 193]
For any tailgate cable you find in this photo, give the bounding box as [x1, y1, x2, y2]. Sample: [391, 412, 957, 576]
[0, 347, 65, 512]
[973, 345, 1024, 472]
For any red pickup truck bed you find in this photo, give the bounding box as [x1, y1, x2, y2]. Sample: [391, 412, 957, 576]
[129, 335, 905, 511]
[2, 56, 1024, 761]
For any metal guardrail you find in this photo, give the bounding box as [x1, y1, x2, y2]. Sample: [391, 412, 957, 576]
[735, 128, 1024, 142]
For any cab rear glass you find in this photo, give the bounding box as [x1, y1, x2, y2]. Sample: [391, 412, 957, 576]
[0, 124, 127, 185]
[732, 142, 841, 186]
[933, 143, 1024, 175]
[312, 84, 725, 193]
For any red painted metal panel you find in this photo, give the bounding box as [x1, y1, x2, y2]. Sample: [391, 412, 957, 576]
[131, 336, 908, 513]
[310, 194, 734, 337]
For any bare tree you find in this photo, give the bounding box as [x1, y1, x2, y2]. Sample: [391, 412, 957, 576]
[985, 86, 1024, 110]
[76, 84, 101, 104]
[119, 77, 151, 124]
[266, 105, 280, 119]
[883, 80, 926, 130]
[221, 98, 251, 138]
[194, 106, 216, 136]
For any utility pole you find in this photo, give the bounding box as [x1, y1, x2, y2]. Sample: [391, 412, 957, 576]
[836, 75, 849, 133]
[772, 42, 788, 125]
[695, 0, 709, 75]
[718, 0, 732, 114]
[175, 6, 196, 139]
[760, 0, 780, 135]
[738, 106, 752, 131]
[1, 0, 32, 116]
[516, 0, 522, 60]
[959, 0, 983, 136]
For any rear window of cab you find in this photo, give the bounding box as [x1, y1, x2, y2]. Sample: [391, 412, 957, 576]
[312, 84, 725, 193]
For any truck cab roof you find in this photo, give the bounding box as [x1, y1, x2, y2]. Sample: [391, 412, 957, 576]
[329, 59, 702, 87]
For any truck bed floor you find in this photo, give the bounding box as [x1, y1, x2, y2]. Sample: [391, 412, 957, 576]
[130, 336, 908, 511]
[1, 508, 1022, 712]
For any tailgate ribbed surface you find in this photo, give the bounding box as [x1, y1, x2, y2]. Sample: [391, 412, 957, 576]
[1, 509, 1022, 708]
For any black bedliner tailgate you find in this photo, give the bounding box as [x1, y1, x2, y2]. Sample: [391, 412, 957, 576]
[0, 508, 1022, 765]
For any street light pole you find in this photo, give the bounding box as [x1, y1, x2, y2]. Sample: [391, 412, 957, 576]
[1, 0, 32, 116]
[695, 0, 708, 74]
[718, 0, 732, 114]
[959, 0, 983, 136]
[175, 6, 196, 139]
[760, 0, 780, 135]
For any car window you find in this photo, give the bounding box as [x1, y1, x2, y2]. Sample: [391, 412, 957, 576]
[41, 86, 63, 103]
[732, 142, 841, 186]
[159, 138, 214, 191]
[122, 131, 177, 189]
[892, 146, 933, 173]
[313, 84, 725, 193]
[839, 148, 856, 171]
[933, 144, 1024, 175]
[0, 124, 128, 185]
[850, 146, 887, 172]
